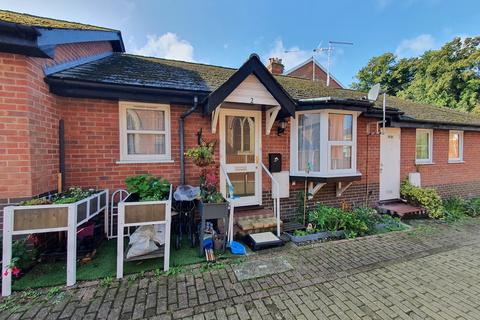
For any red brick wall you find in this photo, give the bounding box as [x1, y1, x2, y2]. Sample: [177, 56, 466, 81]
[0, 53, 32, 197]
[59, 100, 293, 192]
[286, 62, 343, 88]
[401, 128, 480, 187]
[0, 40, 114, 199]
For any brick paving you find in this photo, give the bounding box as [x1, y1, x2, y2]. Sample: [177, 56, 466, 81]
[2, 219, 480, 319]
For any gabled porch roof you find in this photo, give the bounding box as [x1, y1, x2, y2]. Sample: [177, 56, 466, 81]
[203, 54, 296, 118]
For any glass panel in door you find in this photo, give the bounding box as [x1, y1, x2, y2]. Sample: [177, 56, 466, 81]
[225, 116, 255, 164]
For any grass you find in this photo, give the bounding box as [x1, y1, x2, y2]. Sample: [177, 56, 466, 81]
[12, 238, 236, 290]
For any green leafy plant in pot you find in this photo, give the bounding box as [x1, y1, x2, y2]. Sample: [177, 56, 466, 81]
[125, 174, 171, 201]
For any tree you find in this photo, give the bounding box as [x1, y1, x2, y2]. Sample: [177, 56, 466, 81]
[351, 53, 417, 95]
[352, 37, 480, 112]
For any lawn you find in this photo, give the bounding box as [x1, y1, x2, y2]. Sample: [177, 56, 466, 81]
[12, 238, 233, 290]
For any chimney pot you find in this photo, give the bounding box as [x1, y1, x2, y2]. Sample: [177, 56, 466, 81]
[267, 57, 284, 75]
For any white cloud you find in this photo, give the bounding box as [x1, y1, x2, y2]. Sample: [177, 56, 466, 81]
[264, 39, 312, 71]
[133, 33, 195, 62]
[395, 34, 436, 58]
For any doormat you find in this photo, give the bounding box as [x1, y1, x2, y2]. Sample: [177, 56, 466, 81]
[233, 256, 293, 281]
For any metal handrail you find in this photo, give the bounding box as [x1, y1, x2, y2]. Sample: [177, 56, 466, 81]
[220, 163, 235, 243]
[261, 162, 281, 237]
[220, 163, 235, 199]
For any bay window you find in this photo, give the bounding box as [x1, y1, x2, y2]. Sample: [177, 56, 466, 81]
[448, 130, 463, 162]
[291, 110, 358, 176]
[119, 101, 171, 163]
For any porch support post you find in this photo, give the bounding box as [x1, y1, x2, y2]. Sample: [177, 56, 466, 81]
[2, 207, 13, 297]
[265, 106, 281, 135]
[66, 204, 77, 287]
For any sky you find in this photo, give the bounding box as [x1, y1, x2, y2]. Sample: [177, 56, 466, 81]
[1, 0, 479, 87]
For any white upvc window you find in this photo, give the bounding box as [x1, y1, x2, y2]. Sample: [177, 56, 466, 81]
[119, 101, 171, 163]
[290, 109, 358, 177]
[415, 129, 433, 164]
[448, 130, 463, 162]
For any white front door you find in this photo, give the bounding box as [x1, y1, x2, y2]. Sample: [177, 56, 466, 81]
[219, 109, 262, 206]
[379, 127, 401, 201]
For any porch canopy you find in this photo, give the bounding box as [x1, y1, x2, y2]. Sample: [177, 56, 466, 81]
[203, 54, 296, 119]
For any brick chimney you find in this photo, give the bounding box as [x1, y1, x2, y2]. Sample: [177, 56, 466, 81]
[267, 57, 284, 75]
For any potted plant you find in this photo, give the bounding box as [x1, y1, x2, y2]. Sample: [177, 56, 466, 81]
[125, 174, 171, 202]
[184, 140, 216, 167]
[197, 168, 228, 214]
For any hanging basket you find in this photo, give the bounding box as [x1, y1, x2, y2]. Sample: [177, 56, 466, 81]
[193, 157, 214, 167]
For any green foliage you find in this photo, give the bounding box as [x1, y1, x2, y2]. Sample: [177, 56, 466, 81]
[465, 198, 480, 217]
[99, 276, 114, 288]
[352, 37, 480, 112]
[443, 197, 468, 222]
[351, 53, 418, 95]
[307, 204, 372, 237]
[125, 174, 170, 201]
[19, 198, 51, 206]
[308, 204, 345, 232]
[400, 181, 444, 219]
[12, 239, 38, 270]
[166, 266, 184, 276]
[19, 187, 96, 206]
[185, 141, 216, 167]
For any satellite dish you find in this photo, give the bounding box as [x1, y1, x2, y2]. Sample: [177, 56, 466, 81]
[367, 83, 381, 101]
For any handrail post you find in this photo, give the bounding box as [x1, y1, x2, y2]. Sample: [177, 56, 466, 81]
[260, 162, 281, 237]
[220, 163, 235, 243]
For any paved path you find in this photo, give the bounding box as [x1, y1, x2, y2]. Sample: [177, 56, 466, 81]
[2, 219, 480, 319]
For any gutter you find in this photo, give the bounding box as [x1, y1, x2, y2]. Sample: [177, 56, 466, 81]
[179, 96, 199, 185]
[45, 77, 209, 103]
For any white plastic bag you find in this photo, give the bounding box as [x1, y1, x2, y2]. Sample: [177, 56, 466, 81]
[126, 225, 166, 259]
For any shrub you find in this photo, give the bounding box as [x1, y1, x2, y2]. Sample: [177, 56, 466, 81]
[308, 204, 345, 232]
[443, 196, 468, 221]
[352, 207, 378, 231]
[125, 174, 171, 201]
[307, 204, 371, 237]
[341, 211, 368, 237]
[400, 181, 444, 219]
[465, 198, 480, 217]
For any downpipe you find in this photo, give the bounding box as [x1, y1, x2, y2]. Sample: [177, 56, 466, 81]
[179, 96, 199, 185]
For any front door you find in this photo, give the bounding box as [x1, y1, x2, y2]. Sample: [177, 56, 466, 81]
[379, 127, 401, 201]
[219, 109, 262, 206]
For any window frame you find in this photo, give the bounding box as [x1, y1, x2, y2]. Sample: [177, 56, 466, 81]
[415, 128, 433, 164]
[290, 109, 359, 177]
[448, 130, 464, 163]
[119, 101, 171, 163]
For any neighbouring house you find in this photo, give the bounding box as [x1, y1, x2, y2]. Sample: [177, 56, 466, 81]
[283, 57, 344, 88]
[2, 10, 480, 234]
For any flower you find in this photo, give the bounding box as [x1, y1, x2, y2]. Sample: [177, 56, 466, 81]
[11, 266, 21, 277]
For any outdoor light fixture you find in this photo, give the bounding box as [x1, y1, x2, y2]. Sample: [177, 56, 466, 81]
[277, 118, 287, 135]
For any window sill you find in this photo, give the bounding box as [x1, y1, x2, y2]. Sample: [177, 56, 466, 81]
[448, 160, 465, 164]
[116, 159, 174, 164]
[415, 161, 435, 165]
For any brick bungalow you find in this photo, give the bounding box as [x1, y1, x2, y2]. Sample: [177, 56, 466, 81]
[2, 10, 480, 232]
